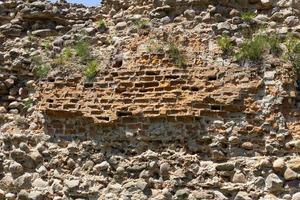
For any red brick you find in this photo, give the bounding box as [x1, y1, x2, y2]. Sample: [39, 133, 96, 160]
[161, 97, 177, 103]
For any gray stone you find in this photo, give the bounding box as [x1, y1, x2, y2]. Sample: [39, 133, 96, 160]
[94, 161, 110, 171]
[260, 0, 273, 9]
[265, 173, 283, 192]
[175, 189, 190, 199]
[0, 107, 7, 113]
[184, 9, 196, 20]
[217, 22, 231, 32]
[271, 12, 284, 22]
[0, 174, 14, 191]
[0, 23, 22, 37]
[19, 142, 30, 153]
[292, 192, 300, 200]
[85, 27, 97, 35]
[64, 179, 79, 190]
[116, 22, 127, 30]
[241, 142, 253, 150]
[51, 179, 63, 193]
[232, 172, 247, 183]
[14, 173, 32, 189]
[83, 160, 94, 170]
[31, 1, 47, 9]
[9, 101, 21, 109]
[284, 16, 299, 27]
[9, 162, 23, 175]
[53, 37, 64, 47]
[17, 190, 29, 200]
[5, 193, 16, 200]
[11, 149, 26, 162]
[273, 158, 286, 172]
[32, 29, 57, 37]
[160, 16, 171, 24]
[214, 191, 228, 200]
[67, 142, 79, 154]
[67, 158, 76, 169]
[19, 88, 28, 98]
[28, 191, 44, 200]
[36, 165, 47, 176]
[284, 167, 298, 181]
[150, 6, 170, 18]
[160, 162, 170, 176]
[234, 191, 251, 200]
[287, 158, 300, 172]
[32, 178, 48, 188]
[216, 163, 234, 171]
[189, 190, 214, 199]
[29, 151, 43, 165]
[135, 180, 148, 191]
[4, 78, 14, 88]
[264, 71, 276, 80]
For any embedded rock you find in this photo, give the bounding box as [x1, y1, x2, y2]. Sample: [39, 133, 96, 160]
[265, 173, 283, 192]
[0, 0, 299, 199]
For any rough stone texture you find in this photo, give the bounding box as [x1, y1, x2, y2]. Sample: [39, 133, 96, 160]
[0, 0, 300, 199]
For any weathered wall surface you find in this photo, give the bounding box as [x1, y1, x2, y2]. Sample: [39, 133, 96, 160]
[1, 0, 300, 200]
[37, 52, 260, 137]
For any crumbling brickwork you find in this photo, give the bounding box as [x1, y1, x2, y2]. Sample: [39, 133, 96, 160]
[37, 52, 261, 137]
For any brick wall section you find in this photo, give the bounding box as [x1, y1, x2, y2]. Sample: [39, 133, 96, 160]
[35, 49, 300, 158]
[37, 52, 262, 133]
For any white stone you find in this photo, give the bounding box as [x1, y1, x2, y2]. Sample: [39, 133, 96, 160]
[292, 192, 300, 200]
[265, 173, 283, 192]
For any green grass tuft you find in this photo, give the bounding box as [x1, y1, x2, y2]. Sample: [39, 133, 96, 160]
[34, 65, 51, 79]
[236, 35, 268, 61]
[146, 40, 164, 54]
[24, 98, 35, 109]
[267, 35, 281, 55]
[134, 19, 150, 29]
[217, 35, 233, 55]
[97, 19, 107, 30]
[241, 11, 256, 22]
[285, 35, 300, 72]
[168, 43, 187, 67]
[84, 60, 99, 81]
[74, 41, 91, 63]
[32, 56, 51, 78]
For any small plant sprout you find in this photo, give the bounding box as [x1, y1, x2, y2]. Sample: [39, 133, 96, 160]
[74, 41, 91, 63]
[31, 56, 51, 79]
[236, 35, 268, 61]
[134, 19, 150, 29]
[241, 11, 257, 22]
[97, 19, 107, 31]
[62, 47, 73, 59]
[84, 60, 99, 81]
[168, 43, 187, 67]
[31, 55, 43, 66]
[285, 34, 300, 72]
[146, 40, 164, 54]
[267, 34, 281, 55]
[43, 40, 52, 50]
[24, 98, 35, 109]
[34, 64, 51, 79]
[217, 34, 233, 55]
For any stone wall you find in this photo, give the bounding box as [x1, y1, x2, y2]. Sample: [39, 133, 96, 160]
[2, 0, 300, 199]
[35, 46, 299, 158]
